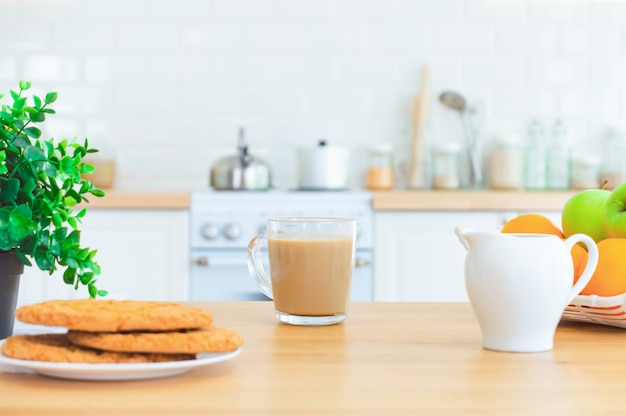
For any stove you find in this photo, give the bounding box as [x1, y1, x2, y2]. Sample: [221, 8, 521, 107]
[189, 190, 374, 301]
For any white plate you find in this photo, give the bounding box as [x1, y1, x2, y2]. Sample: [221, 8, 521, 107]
[0, 340, 241, 381]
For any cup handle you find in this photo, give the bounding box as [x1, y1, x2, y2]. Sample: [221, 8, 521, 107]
[563, 233, 599, 304]
[246, 234, 273, 299]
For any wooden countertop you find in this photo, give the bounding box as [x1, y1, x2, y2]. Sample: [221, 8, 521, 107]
[371, 190, 577, 211]
[78, 190, 191, 209]
[77, 189, 578, 211]
[2, 302, 626, 415]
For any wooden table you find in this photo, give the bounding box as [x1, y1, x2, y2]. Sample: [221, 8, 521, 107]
[1, 302, 626, 415]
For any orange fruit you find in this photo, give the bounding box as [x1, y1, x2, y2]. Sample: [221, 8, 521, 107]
[501, 213, 564, 238]
[580, 238, 626, 296]
[571, 243, 588, 284]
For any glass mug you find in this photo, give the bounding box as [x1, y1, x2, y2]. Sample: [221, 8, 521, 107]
[247, 217, 357, 326]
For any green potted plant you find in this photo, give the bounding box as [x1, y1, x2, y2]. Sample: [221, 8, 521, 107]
[0, 80, 106, 338]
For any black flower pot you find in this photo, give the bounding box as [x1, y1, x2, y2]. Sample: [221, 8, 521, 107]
[0, 251, 24, 339]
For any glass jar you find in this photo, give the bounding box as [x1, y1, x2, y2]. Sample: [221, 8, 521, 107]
[431, 143, 460, 190]
[600, 128, 626, 190]
[524, 120, 547, 190]
[571, 154, 600, 190]
[489, 136, 523, 190]
[546, 120, 570, 190]
[366, 143, 394, 190]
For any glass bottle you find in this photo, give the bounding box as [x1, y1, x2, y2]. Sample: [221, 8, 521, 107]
[546, 120, 570, 190]
[524, 120, 547, 190]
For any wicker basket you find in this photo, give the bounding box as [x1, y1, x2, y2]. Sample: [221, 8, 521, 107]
[563, 294, 626, 328]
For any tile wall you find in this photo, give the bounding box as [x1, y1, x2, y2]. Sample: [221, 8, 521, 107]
[1, 0, 625, 190]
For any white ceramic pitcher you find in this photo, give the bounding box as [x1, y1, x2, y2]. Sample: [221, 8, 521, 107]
[455, 227, 599, 353]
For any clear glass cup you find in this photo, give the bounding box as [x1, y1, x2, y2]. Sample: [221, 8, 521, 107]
[247, 218, 356, 326]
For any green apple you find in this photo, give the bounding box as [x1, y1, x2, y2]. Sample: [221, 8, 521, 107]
[603, 182, 626, 238]
[562, 187, 611, 242]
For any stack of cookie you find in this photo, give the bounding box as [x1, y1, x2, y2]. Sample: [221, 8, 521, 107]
[1, 299, 243, 364]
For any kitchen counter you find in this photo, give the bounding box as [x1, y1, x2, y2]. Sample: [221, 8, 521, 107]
[371, 189, 576, 211]
[78, 189, 579, 211]
[77, 190, 190, 209]
[1, 302, 625, 415]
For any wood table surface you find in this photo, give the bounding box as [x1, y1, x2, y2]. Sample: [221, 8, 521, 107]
[1, 301, 626, 415]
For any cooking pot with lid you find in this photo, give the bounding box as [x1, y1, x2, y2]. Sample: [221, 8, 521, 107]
[298, 140, 350, 190]
[210, 128, 271, 190]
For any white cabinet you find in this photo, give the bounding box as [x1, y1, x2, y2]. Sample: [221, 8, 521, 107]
[374, 210, 561, 302]
[17, 209, 189, 304]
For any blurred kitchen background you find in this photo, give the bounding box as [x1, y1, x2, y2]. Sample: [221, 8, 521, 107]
[1, 0, 625, 191]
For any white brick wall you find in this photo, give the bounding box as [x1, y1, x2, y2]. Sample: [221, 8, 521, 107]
[0, 0, 625, 190]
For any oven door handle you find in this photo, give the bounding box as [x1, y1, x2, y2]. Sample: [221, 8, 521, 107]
[194, 255, 370, 267]
[192, 256, 253, 267]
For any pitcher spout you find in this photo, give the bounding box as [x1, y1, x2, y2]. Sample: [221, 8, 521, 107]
[456, 226, 497, 251]
[455, 226, 471, 251]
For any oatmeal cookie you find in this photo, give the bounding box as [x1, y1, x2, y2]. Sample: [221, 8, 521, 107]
[15, 299, 213, 332]
[1, 333, 195, 363]
[67, 326, 243, 354]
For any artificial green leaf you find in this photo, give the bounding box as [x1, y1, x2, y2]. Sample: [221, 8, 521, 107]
[22, 178, 37, 199]
[96, 289, 108, 297]
[11, 135, 30, 148]
[13, 97, 27, 110]
[52, 212, 62, 227]
[44, 141, 53, 156]
[10, 90, 19, 101]
[80, 163, 95, 175]
[35, 250, 52, 271]
[75, 208, 87, 219]
[8, 204, 35, 242]
[14, 249, 32, 267]
[60, 156, 74, 174]
[42, 161, 57, 178]
[67, 229, 80, 243]
[0, 209, 10, 228]
[53, 227, 67, 241]
[19, 80, 31, 91]
[23, 127, 41, 138]
[45, 92, 57, 104]
[91, 189, 106, 197]
[79, 181, 91, 194]
[88, 283, 97, 298]
[63, 268, 76, 285]
[66, 257, 79, 269]
[25, 145, 45, 162]
[0, 232, 12, 251]
[1, 178, 20, 203]
[33, 95, 42, 109]
[64, 196, 77, 206]
[68, 216, 77, 228]
[79, 271, 94, 285]
[27, 110, 45, 123]
[41, 108, 56, 114]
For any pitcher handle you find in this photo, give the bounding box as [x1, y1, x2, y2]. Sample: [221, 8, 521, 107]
[246, 234, 273, 299]
[563, 233, 599, 304]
